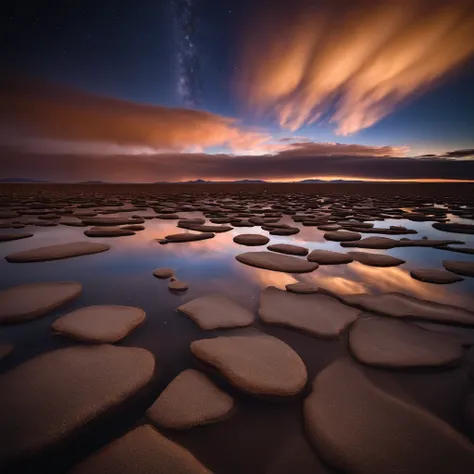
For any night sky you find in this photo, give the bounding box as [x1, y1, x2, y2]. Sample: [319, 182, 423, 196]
[1, 0, 474, 182]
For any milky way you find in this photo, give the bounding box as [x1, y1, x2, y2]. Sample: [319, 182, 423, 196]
[173, 0, 201, 107]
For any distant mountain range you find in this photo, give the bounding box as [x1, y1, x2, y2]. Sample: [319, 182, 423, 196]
[0, 177, 365, 184]
[178, 179, 364, 184]
[0, 177, 49, 183]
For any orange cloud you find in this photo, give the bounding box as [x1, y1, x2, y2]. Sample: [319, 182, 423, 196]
[238, 0, 474, 135]
[0, 75, 269, 154]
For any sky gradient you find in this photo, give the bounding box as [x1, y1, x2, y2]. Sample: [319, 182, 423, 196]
[1, 0, 474, 182]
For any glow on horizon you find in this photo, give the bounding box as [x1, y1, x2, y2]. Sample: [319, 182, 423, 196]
[169, 176, 474, 183]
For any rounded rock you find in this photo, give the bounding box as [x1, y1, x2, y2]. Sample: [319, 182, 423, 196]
[0, 281, 82, 324]
[267, 243, 309, 256]
[146, 369, 234, 429]
[169, 280, 188, 291]
[348, 251, 405, 267]
[304, 359, 474, 474]
[259, 286, 360, 337]
[442, 260, 474, 277]
[236, 251, 318, 273]
[52, 305, 146, 343]
[349, 317, 463, 368]
[233, 234, 270, 246]
[307, 249, 353, 265]
[191, 334, 307, 397]
[410, 268, 464, 284]
[324, 231, 361, 242]
[5, 241, 110, 263]
[0, 345, 155, 466]
[69, 425, 211, 474]
[153, 268, 174, 279]
[178, 294, 254, 330]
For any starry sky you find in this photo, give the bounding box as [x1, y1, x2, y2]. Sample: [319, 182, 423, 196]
[1, 0, 474, 182]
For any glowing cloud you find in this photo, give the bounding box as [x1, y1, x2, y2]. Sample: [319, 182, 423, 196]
[238, 0, 474, 134]
[0, 76, 270, 155]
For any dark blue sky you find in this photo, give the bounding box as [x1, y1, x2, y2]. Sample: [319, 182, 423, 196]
[1, 0, 473, 181]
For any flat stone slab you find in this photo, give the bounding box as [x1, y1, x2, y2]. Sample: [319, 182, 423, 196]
[233, 234, 270, 246]
[349, 317, 463, 368]
[191, 334, 307, 397]
[410, 268, 464, 284]
[0, 233, 33, 242]
[81, 217, 143, 226]
[153, 268, 174, 278]
[178, 295, 254, 330]
[169, 280, 188, 291]
[341, 237, 402, 249]
[439, 246, 474, 255]
[317, 224, 341, 231]
[341, 237, 463, 249]
[433, 222, 474, 234]
[52, 305, 146, 343]
[5, 241, 110, 262]
[236, 251, 318, 273]
[304, 359, 474, 474]
[0, 343, 13, 361]
[269, 227, 300, 236]
[324, 231, 361, 242]
[259, 286, 360, 337]
[157, 214, 181, 219]
[147, 369, 234, 429]
[307, 249, 353, 265]
[339, 292, 474, 326]
[164, 232, 215, 242]
[70, 425, 211, 474]
[178, 218, 206, 226]
[285, 282, 319, 294]
[0, 345, 155, 467]
[182, 224, 233, 233]
[267, 243, 309, 256]
[0, 281, 82, 324]
[84, 226, 135, 237]
[443, 260, 474, 277]
[348, 251, 405, 267]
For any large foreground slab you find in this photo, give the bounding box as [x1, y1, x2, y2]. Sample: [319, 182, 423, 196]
[304, 359, 474, 474]
[0, 345, 155, 467]
[70, 425, 211, 474]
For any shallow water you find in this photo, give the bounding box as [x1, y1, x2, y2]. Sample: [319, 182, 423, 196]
[1, 199, 474, 473]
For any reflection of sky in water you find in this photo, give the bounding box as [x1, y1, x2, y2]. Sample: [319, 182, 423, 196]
[1, 210, 474, 310]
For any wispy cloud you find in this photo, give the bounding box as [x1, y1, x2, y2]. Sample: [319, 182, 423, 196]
[238, 0, 474, 135]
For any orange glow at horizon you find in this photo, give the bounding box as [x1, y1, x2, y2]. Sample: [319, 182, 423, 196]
[268, 176, 474, 183]
[238, 0, 474, 135]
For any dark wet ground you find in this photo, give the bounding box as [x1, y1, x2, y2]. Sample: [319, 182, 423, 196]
[0, 186, 474, 473]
